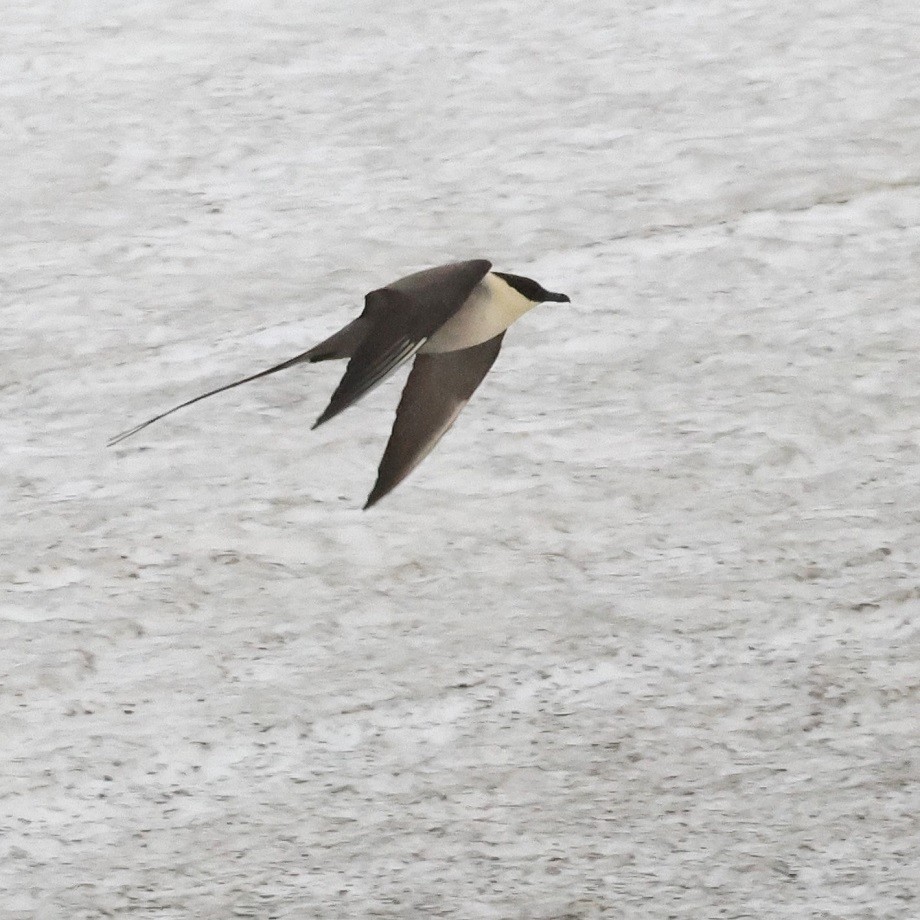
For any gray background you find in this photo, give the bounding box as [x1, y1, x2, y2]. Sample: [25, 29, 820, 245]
[3, 0, 919, 917]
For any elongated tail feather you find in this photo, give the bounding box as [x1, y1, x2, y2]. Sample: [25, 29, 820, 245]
[108, 317, 368, 447]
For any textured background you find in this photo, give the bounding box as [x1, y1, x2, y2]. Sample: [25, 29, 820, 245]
[3, 0, 920, 917]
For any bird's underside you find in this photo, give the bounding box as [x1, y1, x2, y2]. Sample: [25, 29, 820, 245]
[109, 259, 505, 508]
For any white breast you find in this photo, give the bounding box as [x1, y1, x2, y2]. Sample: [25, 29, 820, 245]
[421, 273, 536, 353]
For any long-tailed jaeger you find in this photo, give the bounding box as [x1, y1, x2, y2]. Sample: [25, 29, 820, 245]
[109, 259, 569, 508]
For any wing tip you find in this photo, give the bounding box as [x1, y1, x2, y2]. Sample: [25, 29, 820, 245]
[362, 487, 384, 511]
[312, 399, 346, 429]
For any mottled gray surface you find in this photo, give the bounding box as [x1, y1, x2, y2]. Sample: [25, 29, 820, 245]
[3, 1, 920, 917]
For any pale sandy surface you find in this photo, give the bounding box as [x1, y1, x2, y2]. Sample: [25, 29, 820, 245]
[3, 1, 920, 917]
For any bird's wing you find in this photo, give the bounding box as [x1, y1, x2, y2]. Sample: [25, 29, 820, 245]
[363, 331, 505, 509]
[312, 259, 492, 428]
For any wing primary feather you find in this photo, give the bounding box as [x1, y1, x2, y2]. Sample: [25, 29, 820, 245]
[312, 337, 426, 429]
[363, 332, 505, 508]
[355, 337, 414, 392]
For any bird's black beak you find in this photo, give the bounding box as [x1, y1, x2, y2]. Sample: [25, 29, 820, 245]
[545, 291, 570, 303]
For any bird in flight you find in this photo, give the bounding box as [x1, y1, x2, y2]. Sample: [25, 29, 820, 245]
[109, 259, 569, 508]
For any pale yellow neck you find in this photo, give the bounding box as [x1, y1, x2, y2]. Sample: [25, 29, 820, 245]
[422, 273, 536, 353]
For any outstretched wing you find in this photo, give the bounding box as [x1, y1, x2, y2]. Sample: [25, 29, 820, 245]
[313, 259, 491, 428]
[363, 331, 505, 509]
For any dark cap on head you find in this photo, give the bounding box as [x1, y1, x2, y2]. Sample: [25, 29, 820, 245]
[493, 272, 570, 304]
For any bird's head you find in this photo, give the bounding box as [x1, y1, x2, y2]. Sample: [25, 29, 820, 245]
[493, 272, 570, 304]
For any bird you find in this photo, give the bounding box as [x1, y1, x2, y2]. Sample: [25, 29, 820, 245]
[109, 259, 569, 508]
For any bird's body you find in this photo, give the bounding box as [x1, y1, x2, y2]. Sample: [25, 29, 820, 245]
[109, 259, 569, 508]
[422, 272, 539, 353]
